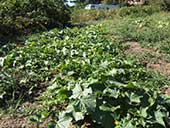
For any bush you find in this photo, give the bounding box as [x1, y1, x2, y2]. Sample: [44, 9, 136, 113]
[0, 0, 70, 38]
[149, 0, 170, 11]
[163, 0, 170, 11]
[116, 5, 161, 17]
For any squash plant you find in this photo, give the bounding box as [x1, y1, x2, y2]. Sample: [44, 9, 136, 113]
[1, 25, 170, 128]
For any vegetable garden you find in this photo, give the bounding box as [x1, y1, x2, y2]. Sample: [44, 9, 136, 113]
[1, 2, 170, 128]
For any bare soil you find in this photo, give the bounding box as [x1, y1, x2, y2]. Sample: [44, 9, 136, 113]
[0, 116, 50, 128]
[161, 87, 170, 96]
[125, 42, 170, 75]
[0, 116, 36, 128]
[0, 102, 46, 128]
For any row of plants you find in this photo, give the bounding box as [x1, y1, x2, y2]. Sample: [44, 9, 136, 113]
[1, 25, 170, 127]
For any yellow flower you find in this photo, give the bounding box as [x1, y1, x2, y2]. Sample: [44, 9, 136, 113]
[114, 120, 120, 126]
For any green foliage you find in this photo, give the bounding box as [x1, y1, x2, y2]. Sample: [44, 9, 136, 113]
[1, 25, 169, 127]
[113, 12, 170, 54]
[27, 25, 169, 128]
[71, 5, 161, 23]
[116, 5, 161, 17]
[0, 0, 70, 38]
[149, 0, 170, 11]
[0, 25, 107, 108]
[71, 9, 117, 23]
[162, 0, 170, 11]
[1, 13, 170, 127]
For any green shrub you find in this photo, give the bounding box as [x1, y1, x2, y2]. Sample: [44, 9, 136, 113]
[0, 0, 70, 38]
[101, 0, 115, 4]
[116, 5, 161, 17]
[162, 0, 170, 11]
[149, 0, 170, 11]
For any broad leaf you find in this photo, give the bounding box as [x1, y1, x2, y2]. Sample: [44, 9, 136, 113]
[55, 116, 72, 128]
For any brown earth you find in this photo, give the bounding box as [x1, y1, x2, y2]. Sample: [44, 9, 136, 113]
[0, 114, 50, 128]
[0, 102, 47, 128]
[0, 81, 48, 128]
[0, 116, 50, 128]
[0, 116, 36, 128]
[161, 87, 170, 96]
[125, 42, 170, 75]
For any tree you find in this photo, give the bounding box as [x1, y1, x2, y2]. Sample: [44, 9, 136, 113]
[0, 0, 70, 38]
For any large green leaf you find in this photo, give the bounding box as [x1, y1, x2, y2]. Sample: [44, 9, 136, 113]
[116, 119, 136, 128]
[155, 110, 166, 127]
[73, 95, 96, 113]
[55, 116, 72, 128]
[129, 92, 141, 104]
[122, 120, 136, 128]
[72, 112, 84, 121]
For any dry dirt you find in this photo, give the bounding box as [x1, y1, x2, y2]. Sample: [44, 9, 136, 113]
[0, 116, 50, 128]
[0, 116, 36, 128]
[125, 42, 170, 75]
[0, 102, 47, 128]
[160, 87, 170, 96]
